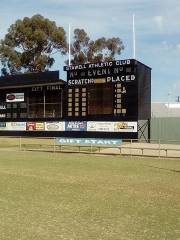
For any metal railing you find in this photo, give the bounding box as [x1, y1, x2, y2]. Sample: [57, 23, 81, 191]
[0, 136, 180, 158]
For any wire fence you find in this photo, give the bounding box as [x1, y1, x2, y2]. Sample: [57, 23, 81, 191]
[0, 136, 180, 158]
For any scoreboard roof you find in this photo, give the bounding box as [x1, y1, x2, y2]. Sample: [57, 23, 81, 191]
[0, 71, 65, 89]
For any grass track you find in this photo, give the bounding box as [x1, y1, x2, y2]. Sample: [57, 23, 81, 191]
[0, 151, 179, 240]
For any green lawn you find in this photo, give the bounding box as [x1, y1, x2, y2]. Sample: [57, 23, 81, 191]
[0, 151, 179, 240]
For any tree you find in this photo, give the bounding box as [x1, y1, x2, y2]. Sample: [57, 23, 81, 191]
[0, 14, 67, 75]
[67, 29, 124, 65]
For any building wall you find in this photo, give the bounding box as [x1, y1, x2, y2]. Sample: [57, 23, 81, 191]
[151, 117, 180, 142]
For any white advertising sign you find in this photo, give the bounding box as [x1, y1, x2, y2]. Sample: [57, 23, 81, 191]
[6, 93, 24, 102]
[6, 122, 26, 131]
[45, 122, 65, 131]
[87, 122, 114, 132]
[87, 121, 137, 132]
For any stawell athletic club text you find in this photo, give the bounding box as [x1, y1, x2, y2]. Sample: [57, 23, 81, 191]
[65, 59, 136, 86]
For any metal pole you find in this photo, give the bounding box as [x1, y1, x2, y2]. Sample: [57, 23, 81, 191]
[43, 88, 46, 118]
[133, 14, 136, 59]
[90, 143, 92, 153]
[158, 139, 160, 158]
[53, 137, 56, 153]
[19, 136, 22, 151]
[68, 23, 71, 65]
[60, 88, 63, 118]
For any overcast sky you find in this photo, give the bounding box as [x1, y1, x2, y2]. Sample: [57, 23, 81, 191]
[0, 0, 180, 102]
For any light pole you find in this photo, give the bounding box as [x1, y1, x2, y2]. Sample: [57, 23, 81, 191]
[167, 92, 171, 117]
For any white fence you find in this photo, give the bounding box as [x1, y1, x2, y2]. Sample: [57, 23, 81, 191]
[0, 137, 180, 158]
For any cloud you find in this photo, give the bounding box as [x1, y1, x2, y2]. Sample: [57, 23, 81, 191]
[176, 43, 180, 51]
[161, 41, 173, 50]
[153, 15, 164, 31]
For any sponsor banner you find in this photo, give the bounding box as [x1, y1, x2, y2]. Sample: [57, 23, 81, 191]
[6, 93, 24, 102]
[0, 121, 137, 133]
[0, 122, 6, 130]
[36, 122, 45, 131]
[6, 122, 26, 131]
[26, 122, 44, 131]
[56, 138, 122, 145]
[26, 122, 36, 131]
[45, 122, 65, 131]
[114, 122, 137, 132]
[87, 122, 114, 132]
[65, 121, 87, 131]
[87, 121, 137, 132]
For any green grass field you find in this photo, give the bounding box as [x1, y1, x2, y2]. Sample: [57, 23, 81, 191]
[0, 151, 179, 240]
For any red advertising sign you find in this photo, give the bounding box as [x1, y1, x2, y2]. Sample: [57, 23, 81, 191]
[26, 122, 36, 131]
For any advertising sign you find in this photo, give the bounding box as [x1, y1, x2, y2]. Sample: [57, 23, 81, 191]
[57, 138, 122, 145]
[114, 122, 137, 132]
[6, 122, 26, 131]
[0, 122, 6, 130]
[65, 121, 87, 131]
[36, 122, 44, 131]
[45, 122, 65, 131]
[26, 122, 44, 131]
[6, 93, 24, 102]
[87, 122, 114, 132]
[87, 121, 137, 132]
[26, 122, 36, 131]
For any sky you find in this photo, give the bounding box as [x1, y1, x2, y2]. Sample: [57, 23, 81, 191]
[0, 0, 180, 102]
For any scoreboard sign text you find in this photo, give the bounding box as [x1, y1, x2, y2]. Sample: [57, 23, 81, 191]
[57, 138, 122, 145]
[65, 59, 136, 86]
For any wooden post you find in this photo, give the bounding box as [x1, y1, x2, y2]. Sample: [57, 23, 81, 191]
[158, 139, 160, 158]
[19, 136, 22, 151]
[130, 139, 132, 157]
[53, 138, 56, 153]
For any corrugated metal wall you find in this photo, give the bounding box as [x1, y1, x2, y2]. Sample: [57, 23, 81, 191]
[151, 118, 180, 142]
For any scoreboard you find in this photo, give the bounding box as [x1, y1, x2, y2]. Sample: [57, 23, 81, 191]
[64, 59, 148, 120]
[0, 60, 150, 140]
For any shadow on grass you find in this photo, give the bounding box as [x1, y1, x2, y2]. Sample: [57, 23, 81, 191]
[144, 165, 180, 174]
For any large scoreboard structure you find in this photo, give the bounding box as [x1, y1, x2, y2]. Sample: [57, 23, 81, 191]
[64, 59, 151, 140]
[0, 59, 151, 140]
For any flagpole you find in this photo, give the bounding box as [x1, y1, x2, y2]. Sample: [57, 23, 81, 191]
[133, 14, 136, 59]
[68, 23, 71, 65]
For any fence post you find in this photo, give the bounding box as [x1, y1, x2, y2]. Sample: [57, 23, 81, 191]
[130, 139, 132, 157]
[119, 146, 121, 155]
[158, 139, 160, 158]
[90, 143, 93, 153]
[53, 137, 56, 153]
[19, 136, 22, 151]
